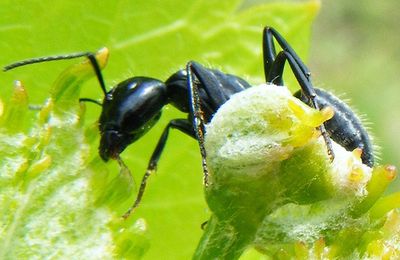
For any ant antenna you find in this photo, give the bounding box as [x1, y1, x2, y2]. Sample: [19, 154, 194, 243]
[79, 98, 102, 106]
[3, 50, 109, 96]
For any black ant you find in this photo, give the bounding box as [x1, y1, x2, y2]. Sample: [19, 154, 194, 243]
[3, 27, 374, 218]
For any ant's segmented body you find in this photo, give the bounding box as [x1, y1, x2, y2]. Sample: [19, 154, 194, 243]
[4, 27, 374, 218]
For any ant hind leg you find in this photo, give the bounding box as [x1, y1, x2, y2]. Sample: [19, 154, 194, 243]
[262, 30, 335, 160]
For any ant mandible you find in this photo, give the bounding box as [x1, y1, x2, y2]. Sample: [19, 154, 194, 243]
[4, 27, 374, 218]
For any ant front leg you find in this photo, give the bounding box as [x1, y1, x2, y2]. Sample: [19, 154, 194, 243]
[186, 61, 227, 187]
[123, 119, 195, 219]
[262, 27, 335, 160]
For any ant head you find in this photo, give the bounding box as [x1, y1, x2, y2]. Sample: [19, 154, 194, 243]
[98, 77, 167, 161]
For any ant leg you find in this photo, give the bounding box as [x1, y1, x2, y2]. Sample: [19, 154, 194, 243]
[263, 27, 311, 81]
[262, 27, 334, 159]
[122, 119, 195, 219]
[262, 26, 278, 83]
[262, 28, 319, 115]
[79, 98, 102, 106]
[4, 50, 108, 96]
[186, 61, 214, 187]
[187, 61, 228, 109]
[267, 50, 335, 160]
[265, 50, 285, 86]
[267, 51, 315, 97]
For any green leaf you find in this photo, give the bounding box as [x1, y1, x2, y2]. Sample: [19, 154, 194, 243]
[0, 0, 321, 259]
